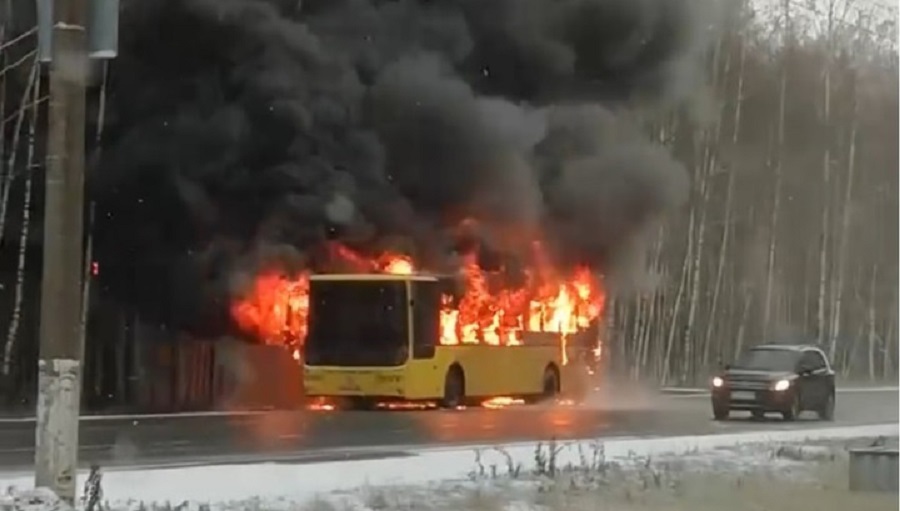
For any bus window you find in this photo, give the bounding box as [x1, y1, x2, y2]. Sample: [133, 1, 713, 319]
[412, 281, 440, 359]
[305, 280, 409, 367]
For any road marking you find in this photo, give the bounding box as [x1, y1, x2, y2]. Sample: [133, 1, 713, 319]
[835, 387, 899, 393]
[0, 443, 114, 453]
[664, 386, 898, 398]
[0, 410, 274, 423]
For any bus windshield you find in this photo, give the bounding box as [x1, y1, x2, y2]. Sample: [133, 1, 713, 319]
[304, 280, 409, 367]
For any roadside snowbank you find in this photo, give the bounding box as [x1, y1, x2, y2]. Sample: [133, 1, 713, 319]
[322, 449, 894, 511]
[1, 423, 896, 507]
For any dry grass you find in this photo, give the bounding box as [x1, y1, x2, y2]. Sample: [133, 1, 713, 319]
[301, 458, 896, 511]
[527, 461, 897, 511]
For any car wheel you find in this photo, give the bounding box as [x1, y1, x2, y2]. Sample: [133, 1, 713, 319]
[782, 393, 800, 421]
[713, 405, 730, 421]
[818, 392, 835, 421]
[441, 367, 465, 409]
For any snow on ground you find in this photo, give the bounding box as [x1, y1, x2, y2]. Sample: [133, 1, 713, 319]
[1, 423, 897, 510]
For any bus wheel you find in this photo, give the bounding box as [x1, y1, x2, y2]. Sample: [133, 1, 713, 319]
[542, 366, 560, 399]
[441, 367, 465, 409]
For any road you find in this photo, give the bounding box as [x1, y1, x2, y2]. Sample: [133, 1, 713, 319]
[0, 389, 896, 471]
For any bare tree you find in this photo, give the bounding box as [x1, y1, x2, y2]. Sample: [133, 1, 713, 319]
[1, 58, 37, 377]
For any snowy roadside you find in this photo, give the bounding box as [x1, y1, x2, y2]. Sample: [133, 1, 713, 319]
[1, 423, 897, 511]
[317, 442, 898, 511]
[315, 436, 898, 511]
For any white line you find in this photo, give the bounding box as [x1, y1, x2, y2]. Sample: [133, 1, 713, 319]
[0, 409, 274, 424]
[662, 386, 899, 396]
[829, 386, 896, 393]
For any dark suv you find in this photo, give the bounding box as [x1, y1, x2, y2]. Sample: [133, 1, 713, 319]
[710, 344, 836, 421]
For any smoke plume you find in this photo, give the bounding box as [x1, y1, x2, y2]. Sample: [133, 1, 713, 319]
[92, 0, 712, 336]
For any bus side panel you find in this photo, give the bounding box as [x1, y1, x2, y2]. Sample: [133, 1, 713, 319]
[404, 345, 566, 400]
[508, 345, 561, 395]
[431, 344, 561, 398]
[404, 346, 493, 399]
[448, 346, 504, 397]
[467, 346, 509, 397]
[403, 357, 447, 400]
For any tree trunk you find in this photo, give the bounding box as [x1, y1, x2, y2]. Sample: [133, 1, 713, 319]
[642, 223, 665, 379]
[1, 62, 38, 377]
[630, 295, 646, 380]
[703, 169, 734, 366]
[662, 207, 693, 385]
[0, 57, 38, 245]
[883, 299, 896, 380]
[866, 265, 877, 381]
[818, 2, 835, 356]
[702, 34, 745, 371]
[828, 86, 857, 368]
[763, 1, 790, 340]
[763, 148, 783, 340]
[681, 156, 709, 383]
[0, 16, 7, 203]
[803, 248, 813, 331]
[734, 289, 753, 358]
[643, 295, 656, 379]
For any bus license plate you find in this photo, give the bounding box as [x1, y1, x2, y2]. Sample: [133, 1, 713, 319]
[732, 391, 755, 400]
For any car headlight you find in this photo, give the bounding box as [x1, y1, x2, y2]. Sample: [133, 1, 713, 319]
[773, 379, 791, 391]
[711, 376, 724, 388]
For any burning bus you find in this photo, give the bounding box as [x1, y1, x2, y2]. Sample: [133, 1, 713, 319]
[231, 245, 605, 409]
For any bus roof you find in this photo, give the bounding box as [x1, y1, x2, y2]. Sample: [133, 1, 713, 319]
[309, 273, 439, 282]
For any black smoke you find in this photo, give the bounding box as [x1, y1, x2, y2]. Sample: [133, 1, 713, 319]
[92, 0, 710, 336]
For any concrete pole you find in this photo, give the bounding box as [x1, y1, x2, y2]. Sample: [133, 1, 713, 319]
[35, 0, 89, 504]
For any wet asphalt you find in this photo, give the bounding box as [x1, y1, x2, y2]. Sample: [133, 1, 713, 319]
[0, 388, 895, 471]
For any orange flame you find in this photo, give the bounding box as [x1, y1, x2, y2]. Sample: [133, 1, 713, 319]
[231, 272, 310, 347]
[381, 255, 414, 275]
[230, 242, 605, 365]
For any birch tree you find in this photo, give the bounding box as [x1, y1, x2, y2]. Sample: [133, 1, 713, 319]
[1, 58, 37, 378]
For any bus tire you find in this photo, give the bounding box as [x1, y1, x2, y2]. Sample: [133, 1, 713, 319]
[441, 365, 465, 409]
[542, 365, 560, 399]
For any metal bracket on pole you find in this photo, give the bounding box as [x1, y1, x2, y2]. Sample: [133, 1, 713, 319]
[37, 0, 120, 62]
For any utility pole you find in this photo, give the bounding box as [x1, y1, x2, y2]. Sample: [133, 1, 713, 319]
[35, 0, 89, 504]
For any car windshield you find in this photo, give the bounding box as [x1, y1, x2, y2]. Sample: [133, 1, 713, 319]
[733, 348, 799, 372]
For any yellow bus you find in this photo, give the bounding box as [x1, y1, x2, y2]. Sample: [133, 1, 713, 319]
[302, 273, 585, 409]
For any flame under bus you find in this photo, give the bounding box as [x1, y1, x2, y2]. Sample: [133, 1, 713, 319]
[303, 273, 585, 409]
